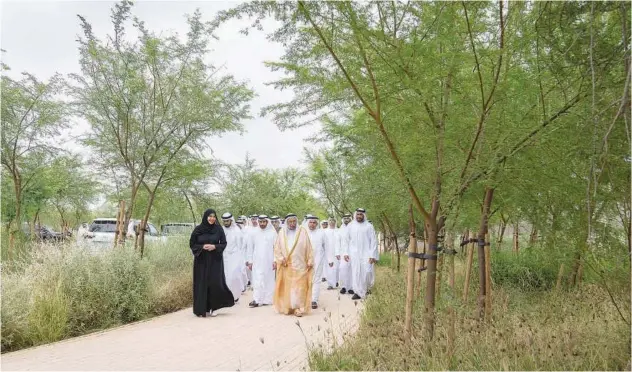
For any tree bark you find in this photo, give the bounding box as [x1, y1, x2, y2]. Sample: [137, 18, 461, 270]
[477, 187, 494, 320]
[512, 223, 519, 253]
[423, 215, 439, 340]
[9, 174, 23, 256]
[404, 204, 417, 342]
[124, 181, 140, 245]
[497, 214, 507, 246]
[529, 225, 538, 244]
[183, 191, 197, 224]
[382, 214, 400, 273]
[484, 232, 492, 320]
[139, 190, 157, 259]
[395, 232, 400, 273]
[447, 232, 456, 359]
[463, 231, 475, 302]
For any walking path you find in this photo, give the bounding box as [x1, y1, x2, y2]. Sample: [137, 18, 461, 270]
[1, 282, 362, 371]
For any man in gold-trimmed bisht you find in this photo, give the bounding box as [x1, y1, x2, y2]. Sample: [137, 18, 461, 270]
[273, 213, 314, 317]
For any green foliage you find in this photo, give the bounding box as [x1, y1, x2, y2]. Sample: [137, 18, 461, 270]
[491, 248, 570, 291]
[215, 156, 326, 217]
[1, 239, 192, 352]
[71, 1, 254, 240]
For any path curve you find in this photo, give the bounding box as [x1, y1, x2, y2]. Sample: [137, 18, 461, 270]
[2, 281, 362, 371]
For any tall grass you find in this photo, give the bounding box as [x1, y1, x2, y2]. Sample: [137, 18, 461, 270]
[310, 251, 631, 370]
[1, 239, 193, 352]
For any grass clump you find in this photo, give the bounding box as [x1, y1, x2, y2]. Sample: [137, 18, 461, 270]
[1, 239, 192, 353]
[310, 259, 631, 371]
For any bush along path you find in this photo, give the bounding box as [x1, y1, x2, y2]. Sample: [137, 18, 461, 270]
[1, 243, 193, 353]
[1, 280, 362, 371]
[309, 262, 630, 371]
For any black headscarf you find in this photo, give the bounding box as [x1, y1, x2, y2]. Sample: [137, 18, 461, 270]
[192, 209, 220, 235]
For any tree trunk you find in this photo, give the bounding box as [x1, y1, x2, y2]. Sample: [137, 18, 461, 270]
[417, 227, 427, 297]
[139, 190, 158, 258]
[33, 209, 41, 241]
[124, 181, 140, 245]
[395, 232, 400, 273]
[497, 215, 507, 246]
[569, 247, 584, 287]
[183, 191, 197, 224]
[463, 231, 475, 302]
[529, 225, 538, 244]
[512, 223, 519, 253]
[447, 232, 456, 360]
[114, 200, 126, 248]
[423, 214, 439, 340]
[477, 187, 494, 320]
[404, 204, 417, 342]
[556, 263, 565, 291]
[9, 175, 23, 257]
[484, 232, 492, 321]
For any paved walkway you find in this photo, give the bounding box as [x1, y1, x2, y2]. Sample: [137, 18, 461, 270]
[1, 282, 362, 371]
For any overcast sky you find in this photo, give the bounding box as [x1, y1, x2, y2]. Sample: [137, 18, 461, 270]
[1, 0, 321, 170]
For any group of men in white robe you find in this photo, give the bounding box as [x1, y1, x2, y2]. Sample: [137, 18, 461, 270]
[218, 208, 379, 312]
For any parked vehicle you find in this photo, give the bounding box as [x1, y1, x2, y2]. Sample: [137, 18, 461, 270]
[161, 223, 195, 237]
[21, 223, 70, 242]
[82, 218, 165, 246]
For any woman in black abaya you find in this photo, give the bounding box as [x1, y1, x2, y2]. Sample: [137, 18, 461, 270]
[190, 209, 235, 317]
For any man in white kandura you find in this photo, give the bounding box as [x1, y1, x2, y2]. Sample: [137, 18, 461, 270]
[304, 215, 333, 309]
[221, 213, 245, 303]
[340, 208, 378, 300]
[271, 216, 282, 233]
[324, 217, 340, 290]
[338, 213, 354, 295]
[320, 220, 329, 283]
[236, 215, 248, 291]
[247, 215, 278, 307]
[243, 214, 259, 287]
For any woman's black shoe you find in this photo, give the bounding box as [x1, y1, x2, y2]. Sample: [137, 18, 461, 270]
[249, 301, 259, 308]
[351, 294, 361, 300]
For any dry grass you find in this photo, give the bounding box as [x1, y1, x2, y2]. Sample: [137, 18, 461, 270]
[310, 255, 631, 371]
[1, 239, 192, 353]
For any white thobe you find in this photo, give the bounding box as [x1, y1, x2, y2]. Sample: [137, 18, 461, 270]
[306, 228, 332, 303]
[243, 225, 257, 285]
[247, 228, 277, 305]
[338, 223, 353, 290]
[324, 227, 340, 287]
[341, 221, 378, 298]
[223, 225, 245, 301]
[240, 228, 248, 290]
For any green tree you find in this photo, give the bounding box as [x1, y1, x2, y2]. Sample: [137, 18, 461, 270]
[72, 1, 254, 255]
[1, 63, 67, 254]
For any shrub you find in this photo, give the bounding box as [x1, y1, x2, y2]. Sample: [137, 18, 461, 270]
[490, 247, 569, 291]
[1, 239, 192, 352]
[309, 265, 631, 371]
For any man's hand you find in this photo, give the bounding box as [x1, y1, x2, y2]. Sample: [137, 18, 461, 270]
[335, 255, 340, 260]
[369, 258, 377, 264]
[272, 262, 277, 270]
[344, 255, 350, 262]
[247, 263, 252, 270]
[307, 263, 313, 269]
[281, 258, 288, 267]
